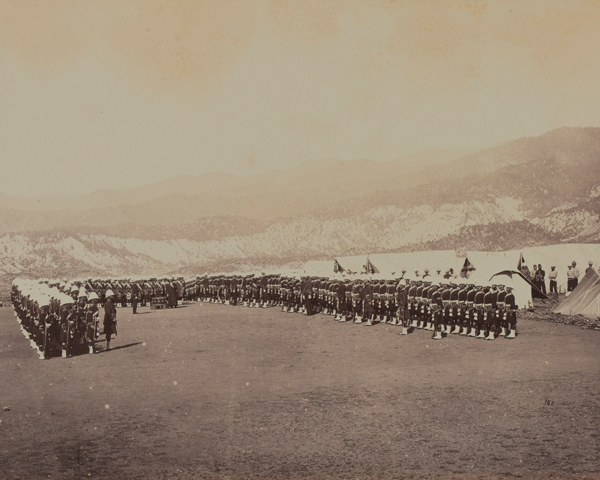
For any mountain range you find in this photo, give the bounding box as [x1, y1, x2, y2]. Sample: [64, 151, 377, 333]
[1, 127, 599, 292]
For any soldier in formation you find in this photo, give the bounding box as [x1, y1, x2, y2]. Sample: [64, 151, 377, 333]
[11, 270, 520, 362]
[12, 279, 104, 359]
[190, 272, 519, 340]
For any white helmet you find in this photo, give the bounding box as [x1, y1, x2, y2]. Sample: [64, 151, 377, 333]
[61, 294, 75, 305]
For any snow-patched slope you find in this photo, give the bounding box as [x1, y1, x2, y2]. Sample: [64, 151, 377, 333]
[531, 210, 600, 238]
[0, 198, 531, 277]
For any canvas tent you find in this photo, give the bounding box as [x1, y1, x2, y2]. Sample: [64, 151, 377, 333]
[367, 250, 459, 278]
[334, 255, 371, 274]
[303, 260, 335, 276]
[462, 249, 523, 278]
[463, 251, 547, 309]
[520, 244, 600, 293]
[553, 268, 600, 318]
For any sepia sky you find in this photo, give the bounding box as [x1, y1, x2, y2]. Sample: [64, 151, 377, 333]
[1, 0, 600, 197]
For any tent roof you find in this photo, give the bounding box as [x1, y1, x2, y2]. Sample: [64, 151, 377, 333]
[463, 251, 523, 277]
[334, 255, 370, 274]
[303, 260, 335, 276]
[367, 250, 458, 276]
[554, 269, 600, 317]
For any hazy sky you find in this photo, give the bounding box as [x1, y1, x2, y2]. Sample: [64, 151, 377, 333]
[1, 0, 599, 197]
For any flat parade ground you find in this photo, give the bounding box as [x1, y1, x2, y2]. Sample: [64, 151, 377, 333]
[1, 302, 599, 480]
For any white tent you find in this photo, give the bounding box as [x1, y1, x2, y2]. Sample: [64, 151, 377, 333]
[367, 250, 459, 277]
[303, 260, 335, 276]
[463, 251, 545, 309]
[554, 269, 600, 318]
[462, 250, 523, 277]
[334, 255, 370, 274]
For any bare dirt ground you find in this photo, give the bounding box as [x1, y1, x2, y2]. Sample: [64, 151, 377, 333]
[525, 295, 600, 330]
[1, 301, 599, 480]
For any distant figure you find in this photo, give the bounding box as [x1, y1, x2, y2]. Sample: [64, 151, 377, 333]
[586, 260, 594, 274]
[572, 261, 580, 290]
[86, 292, 100, 354]
[567, 265, 574, 291]
[166, 282, 177, 308]
[537, 264, 546, 295]
[260, 273, 268, 307]
[548, 266, 558, 295]
[521, 263, 531, 279]
[103, 290, 117, 351]
[131, 282, 139, 314]
[530, 265, 541, 298]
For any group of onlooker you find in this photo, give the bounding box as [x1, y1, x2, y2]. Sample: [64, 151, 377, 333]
[520, 260, 597, 296]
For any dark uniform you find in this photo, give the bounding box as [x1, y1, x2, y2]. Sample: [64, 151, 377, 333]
[466, 283, 477, 336]
[496, 286, 507, 336]
[474, 287, 486, 338]
[407, 281, 418, 326]
[483, 286, 498, 340]
[505, 288, 517, 338]
[396, 280, 409, 331]
[430, 284, 443, 339]
[103, 295, 117, 350]
[131, 282, 140, 314]
[457, 283, 468, 335]
[351, 281, 363, 323]
[362, 281, 374, 325]
[385, 281, 396, 324]
[449, 282, 460, 334]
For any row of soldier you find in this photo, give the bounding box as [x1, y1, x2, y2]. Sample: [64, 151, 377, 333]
[12, 271, 520, 360]
[75, 277, 187, 309]
[11, 280, 123, 359]
[11, 276, 194, 359]
[192, 273, 519, 340]
[13, 280, 99, 359]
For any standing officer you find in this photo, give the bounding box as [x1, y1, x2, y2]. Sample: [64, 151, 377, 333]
[362, 279, 375, 326]
[335, 280, 346, 321]
[352, 280, 363, 323]
[104, 289, 117, 351]
[484, 283, 497, 340]
[407, 279, 418, 328]
[474, 284, 486, 338]
[397, 278, 410, 335]
[60, 294, 76, 358]
[571, 261, 580, 290]
[86, 292, 100, 354]
[131, 281, 140, 314]
[505, 285, 518, 338]
[431, 282, 443, 340]
[548, 266, 558, 296]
